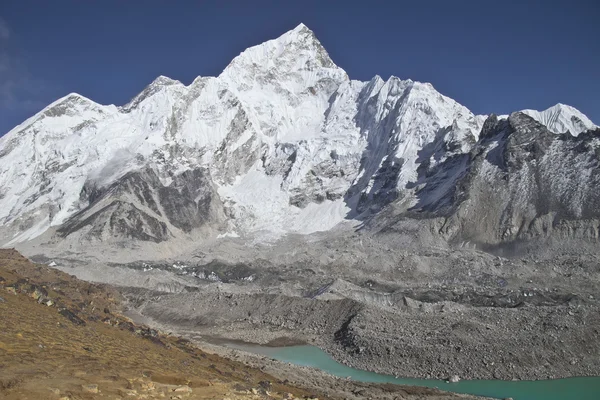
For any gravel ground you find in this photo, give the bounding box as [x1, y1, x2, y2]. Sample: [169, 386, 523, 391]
[27, 229, 600, 384]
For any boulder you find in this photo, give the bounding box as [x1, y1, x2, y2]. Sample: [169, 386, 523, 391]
[82, 384, 99, 393]
[172, 385, 192, 393]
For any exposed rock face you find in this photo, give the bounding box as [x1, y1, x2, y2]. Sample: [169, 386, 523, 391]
[0, 23, 597, 254]
[379, 113, 600, 247]
[56, 167, 226, 244]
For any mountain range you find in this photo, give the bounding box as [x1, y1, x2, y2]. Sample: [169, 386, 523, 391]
[0, 23, 598, 259]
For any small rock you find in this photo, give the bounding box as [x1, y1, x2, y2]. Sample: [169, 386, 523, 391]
[448, 375, 460, 383]
[59, 309, 86, 326]
[119, 389, 138, 396]
[172, 385, 192, 393]
[0, 296, 4, 303]
[140, 381, 156, 391]
[251, 388, 259, 395]
[49, 388, 60, 395]
[82, 384, 99, 393]
[258, 380, 271, 390]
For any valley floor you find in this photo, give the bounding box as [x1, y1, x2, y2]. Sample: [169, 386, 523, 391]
[105, 234, 600, 383]
[0, 249, 487, 400]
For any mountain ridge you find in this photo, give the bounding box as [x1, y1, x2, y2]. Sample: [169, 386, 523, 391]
[0, 23, 598, 255]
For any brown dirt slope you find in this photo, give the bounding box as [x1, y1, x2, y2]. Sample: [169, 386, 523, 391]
[0, 249, 315, 400]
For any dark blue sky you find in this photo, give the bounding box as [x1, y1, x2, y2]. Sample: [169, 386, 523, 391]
[0, 0, 598, 135]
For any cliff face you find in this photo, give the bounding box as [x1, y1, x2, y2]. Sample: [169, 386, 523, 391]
[382, 113, 600, 246]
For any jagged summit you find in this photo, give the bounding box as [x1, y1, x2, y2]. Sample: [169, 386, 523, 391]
[41, 92, 100, 113]
[520, 103, 596, 135]
[219, 23, 341, 82]
[151, 75, 182, 86]
[53, 92, 91, 103]
[142, 75, 184, 91]
[121, 75, 184, 112]
[283, 23, 337, 68]
[291, 22, 309, 32]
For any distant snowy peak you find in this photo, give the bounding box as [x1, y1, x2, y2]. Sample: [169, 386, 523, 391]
[25, 92, 108, 126]
[216, 23, 350, 142]
[219, 23, 347, 94]
[0, 92, 115, 157]
[520, 103, 597, 136]
[220, 23, 340, 77]
[121, 75, 183, 112]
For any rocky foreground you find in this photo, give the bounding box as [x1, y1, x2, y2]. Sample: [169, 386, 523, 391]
[97, 232, 600, 383]
[0, 249, 488, 400]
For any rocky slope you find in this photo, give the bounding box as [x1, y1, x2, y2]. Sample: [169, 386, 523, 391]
[107, 235, 600, 382]
[0, 249, 310, 400]
[371, 112, 600, 249]
[2, 249, 496, 400]
[0, 24, 597, 258]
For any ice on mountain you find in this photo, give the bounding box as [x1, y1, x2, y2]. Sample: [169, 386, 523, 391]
[0, 23, 596, 247]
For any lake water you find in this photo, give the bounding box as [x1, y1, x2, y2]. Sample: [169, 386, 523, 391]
[223, 343, 600, 400]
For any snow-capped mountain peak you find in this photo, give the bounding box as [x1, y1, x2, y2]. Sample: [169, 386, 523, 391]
[121, 75, 185, 113]
[215, 24, 349, 143]
[520, 103, 596, 135]
[220, 23, 340, 80]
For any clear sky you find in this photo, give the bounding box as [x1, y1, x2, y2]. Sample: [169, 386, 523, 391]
[0, 0, 598, 135]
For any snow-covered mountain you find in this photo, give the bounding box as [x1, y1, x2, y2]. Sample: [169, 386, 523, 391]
[0, 23, 597, 252]
[499, 103, 596, 136]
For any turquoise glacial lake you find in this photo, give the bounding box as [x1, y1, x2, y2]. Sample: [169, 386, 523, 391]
[224, 343, 600, 400]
